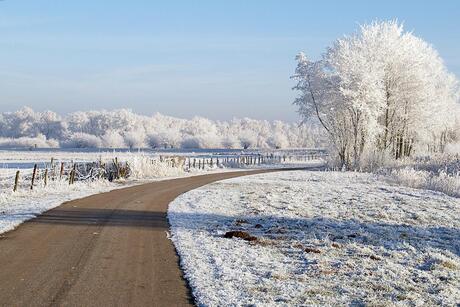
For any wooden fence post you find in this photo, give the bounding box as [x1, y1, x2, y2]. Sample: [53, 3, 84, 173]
[114, 157, 119, 178]
[30, 164, 38, 190]
[69, 164, 76, 185]
[44, 169, 48, 187]
[60, 162, 64, 180]
[13, 170, 20, 192]
[72, 164, 77, 184]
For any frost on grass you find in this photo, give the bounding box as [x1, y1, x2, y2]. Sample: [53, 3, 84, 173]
[0, 148, 320, 235]
[0, 153, 187, 234]
[379, 154, 460, 198]
[168, 171, 460, 306]
[0, 179, 117, 234]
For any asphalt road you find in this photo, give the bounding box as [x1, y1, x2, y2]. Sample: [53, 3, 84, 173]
[0, 169, 291, 307]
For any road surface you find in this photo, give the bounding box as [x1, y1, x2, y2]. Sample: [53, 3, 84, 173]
[0, 169, 295, 307]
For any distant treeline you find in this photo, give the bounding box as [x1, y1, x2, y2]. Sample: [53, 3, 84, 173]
[0, 107, 326, 149]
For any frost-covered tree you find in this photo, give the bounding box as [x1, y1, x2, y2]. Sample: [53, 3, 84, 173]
[221, 134, 240, 149]
[268, 132, 289, 149]
[239, 131, 258, 149]
[101, 130, 126, 148]
[146, 133, 163, 149]
[293, 20, 460, 168]
[63, 133, 102, 148]
[268, 121, 291, 149]
[38, 111, 67, 140]
[124, 130, 147, 149]
[181, 117, 222, 148]
[293, 52, 351, 165]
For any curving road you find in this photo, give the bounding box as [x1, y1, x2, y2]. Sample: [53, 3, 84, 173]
[0, 169, 302, 307]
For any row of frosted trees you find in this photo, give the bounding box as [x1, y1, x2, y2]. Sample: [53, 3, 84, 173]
[292, 21, 460, 169]
[0, 107, 325, 149]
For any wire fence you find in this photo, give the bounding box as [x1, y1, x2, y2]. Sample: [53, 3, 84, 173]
[0, 151, 327, 193]
[1, 158, 131, 193]
[184, 152, 327, 170]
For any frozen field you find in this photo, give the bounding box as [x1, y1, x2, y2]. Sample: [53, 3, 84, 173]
[0, 149, 325, 235]
[0, 154, 186, 234]
[0, 179, 120, 234]
[168, 170, 460, 306]
[0, 148, 325, 168]
[0, 149, 174, 170]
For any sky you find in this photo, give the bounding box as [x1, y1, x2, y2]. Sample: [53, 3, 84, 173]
[0, 1, 459, 122]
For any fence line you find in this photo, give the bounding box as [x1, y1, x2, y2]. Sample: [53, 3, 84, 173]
[7, 157, 132, 193]
[184, 152, 327, 170]
[4, 151, 327, 192]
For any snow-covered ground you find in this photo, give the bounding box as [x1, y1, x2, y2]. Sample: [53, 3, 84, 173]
[168, 170, 460, 306]
[0, 179, 121, 234]
[378, 154, 460, 198]
[0, 154, 186, 234]
[0, 149, 325, 169]
[0, 150, 159, 169]
[0, 149, 325, 235]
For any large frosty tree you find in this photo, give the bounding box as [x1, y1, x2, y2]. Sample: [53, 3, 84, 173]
[293, 20, 460, 168]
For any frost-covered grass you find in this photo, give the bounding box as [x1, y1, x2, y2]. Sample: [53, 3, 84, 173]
[0, 154, 188, 234]
[386, 168, 460, 198]
[0, 148, 323, 235]
[0, 150, 158, 168]
[169, 171, 460, 306]
[379, 154, 460, 197]
[0, 178, 118, 234]
[223, 159, 325, 170]
[0, 148, 320, 235]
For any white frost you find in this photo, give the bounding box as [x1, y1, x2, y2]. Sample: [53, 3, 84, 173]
[169, 170, 460, 306]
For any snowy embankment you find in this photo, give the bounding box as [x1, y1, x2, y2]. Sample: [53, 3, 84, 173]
[168, 171, 460, 306]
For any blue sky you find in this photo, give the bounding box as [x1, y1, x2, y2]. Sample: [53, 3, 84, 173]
[0, 1, 459, 121]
